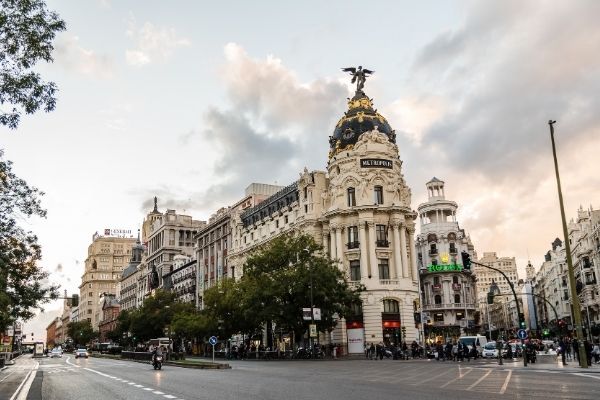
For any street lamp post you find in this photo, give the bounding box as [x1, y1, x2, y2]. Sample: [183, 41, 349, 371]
[303, 248, 315, 357]
[548, 120, 588, 368]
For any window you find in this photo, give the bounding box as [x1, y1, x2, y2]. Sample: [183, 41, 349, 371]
[433, 276, 440, 285]
[434, 313, 444, 322]
[350, 260, 361, 281]
[434, 295, 442, 305]
[452, 276, 459, 284]
[383, 299, 399, 313]
[449, 243, 457, 254]
[347, 187, 356, 207]
[376, 225, 388, 246]
[454, 294, 461, 303]
[378, 259, 390, 280]
[347, 226, 359, 248]
[429, 243, 437, 255]
[374, 186, 383, 204]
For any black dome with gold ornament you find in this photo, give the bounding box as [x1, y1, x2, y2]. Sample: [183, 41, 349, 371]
[329, 90, 395, 157]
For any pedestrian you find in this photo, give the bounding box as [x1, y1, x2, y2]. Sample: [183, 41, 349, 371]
[572, 338, 579, 362]
[378, 342, 384, 360]
[559, 337, 567, 365]
[463, 344, 470, 362]
[584, 339, 592, 367]
[436, 341, 444, 361]
[364, 343, 369, 359]
[592, 342, 600, 364]
[369, 343, 375, 360]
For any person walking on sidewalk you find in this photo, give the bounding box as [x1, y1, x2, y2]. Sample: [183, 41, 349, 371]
[559, 338, 568, 366]
[572, 338, 579, 363]
[592, 342, 600, 364]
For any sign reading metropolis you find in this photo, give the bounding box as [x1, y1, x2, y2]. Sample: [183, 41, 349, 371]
[360, 158, 393, 169]
[427, 263, 464, 273]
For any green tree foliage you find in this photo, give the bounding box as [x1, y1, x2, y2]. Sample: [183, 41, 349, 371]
[171, 310, 211, 342]
[67, 320, 96, 347]
[128, 290, 194, 342]
[0, 150, 58, 331]
[206, 234, 362, 341]
[0, 0, 66, 128]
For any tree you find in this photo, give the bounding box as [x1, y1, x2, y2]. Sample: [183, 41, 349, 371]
[241, 233, 362, 343]
[0, 150, 59, 332]
[0, 0, 66, 128]
[128, 290, 194, 342]
[171, 311, 211, 343]
[67, 320, 96, 347]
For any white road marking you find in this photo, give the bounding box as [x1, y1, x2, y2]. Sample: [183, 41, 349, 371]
[144, 388, 154, 391]
[499, 370, 512, 394]
[134, 384, 144, 387]
[574, 373, 600, 380]
[153, 391, 165, 394]
[128, 382, 136, 385]
[466, 369, 492, 391]
[65, 357, 81, 368]
[163, 396, 177, 399]
[9, 360, 39, 400]
[0, 370, 16, 383]
[440, 367, 473, 388]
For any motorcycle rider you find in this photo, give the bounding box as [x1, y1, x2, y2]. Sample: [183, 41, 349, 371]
[152, 345, 163, 366]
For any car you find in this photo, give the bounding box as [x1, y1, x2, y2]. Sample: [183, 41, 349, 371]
[74, 348, 89, 359]
[482, 342, 499, 358]
[49, 349, 63, 358]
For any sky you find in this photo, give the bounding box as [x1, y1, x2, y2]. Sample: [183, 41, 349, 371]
[2, 0, 599, 340]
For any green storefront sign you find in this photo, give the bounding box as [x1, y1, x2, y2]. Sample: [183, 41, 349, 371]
[427, 263, 463, 273]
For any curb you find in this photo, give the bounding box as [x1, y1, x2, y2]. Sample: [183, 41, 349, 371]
[90, 354, 231, 369]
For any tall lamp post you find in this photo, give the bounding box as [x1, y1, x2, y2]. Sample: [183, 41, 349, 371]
[548, 120, 588, 368]
[303, 248, 315, 356]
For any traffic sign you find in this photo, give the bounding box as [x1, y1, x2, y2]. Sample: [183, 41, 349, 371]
[517, 329, 528, 340]
[209, 336, 218, 346]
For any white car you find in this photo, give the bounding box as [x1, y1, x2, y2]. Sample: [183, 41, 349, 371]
[482, 342, 499, 358]
[74, 348, 89, 358]
[49, 349, 63, 358]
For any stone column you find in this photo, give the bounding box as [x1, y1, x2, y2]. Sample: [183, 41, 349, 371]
[399, 225, 409, 278]
[408, 228, 418, 281]
[367, 222, 377, 280]
[322, 228, 330, 257]
[358, 222, 368, 280]
[392, 223, 402, 279]
[330, 226, 337, 261]
[336, 226, 344, 268]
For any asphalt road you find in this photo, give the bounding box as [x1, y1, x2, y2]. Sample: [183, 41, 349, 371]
[2, 355, 599, 400]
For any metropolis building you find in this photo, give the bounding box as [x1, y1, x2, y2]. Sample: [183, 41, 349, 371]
[415, 178, 478, 339]
[223, 81, 420, 353]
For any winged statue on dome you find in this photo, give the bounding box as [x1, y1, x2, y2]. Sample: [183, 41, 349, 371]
[342, 66, 374, 92]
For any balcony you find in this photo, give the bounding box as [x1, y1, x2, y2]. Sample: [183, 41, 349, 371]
[376, 240, 389, 248]
[432, 284, 442, 291]
[379, 279, 400, 285]
[452, 283, 462, 291]
[347, 241, 360, 249]
[422, 303, 476, 312]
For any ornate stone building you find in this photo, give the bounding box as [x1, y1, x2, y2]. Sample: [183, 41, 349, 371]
[226, 83, 420, 352]
[415, 178, 478, 339]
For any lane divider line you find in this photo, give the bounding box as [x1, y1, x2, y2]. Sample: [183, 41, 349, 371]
[467, 369, 492, 391]
[499, 370, 512, 394]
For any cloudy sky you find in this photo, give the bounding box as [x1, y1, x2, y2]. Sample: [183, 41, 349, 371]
[2, 0, 599, 338]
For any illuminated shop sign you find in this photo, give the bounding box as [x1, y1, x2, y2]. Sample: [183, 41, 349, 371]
[360, 158, 393, 169]
[427, 263, 463, 273]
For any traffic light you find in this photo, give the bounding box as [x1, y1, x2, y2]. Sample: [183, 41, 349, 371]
[71, 294, 79, 307]
[461, 251, 472, 271]
[519, 313, 526, 329]
[413, 312, 421, 323]
[487, 292, 495, 304]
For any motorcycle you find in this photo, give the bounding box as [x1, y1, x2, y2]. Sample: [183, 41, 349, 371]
[153, 354, 163, 370]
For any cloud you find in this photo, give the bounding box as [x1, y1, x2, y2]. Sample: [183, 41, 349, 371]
[397, 0, 600, 271]
[125, 19, 190, 67]
[153, 43, 349, 215]
[54, 34, 114, 79]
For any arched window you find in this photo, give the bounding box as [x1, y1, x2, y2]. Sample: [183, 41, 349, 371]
[347, 187, 356, 207]
[434, 295, 442, 305]
[454, 294, 461, 304]
[383, 299, 399, 313]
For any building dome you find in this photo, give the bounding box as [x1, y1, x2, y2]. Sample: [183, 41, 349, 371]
[329, 90, 395, 156]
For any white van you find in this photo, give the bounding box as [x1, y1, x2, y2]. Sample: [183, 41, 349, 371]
[458, 335, 488, 356]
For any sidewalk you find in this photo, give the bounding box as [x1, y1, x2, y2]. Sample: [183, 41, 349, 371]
[475, 358, 600, 373]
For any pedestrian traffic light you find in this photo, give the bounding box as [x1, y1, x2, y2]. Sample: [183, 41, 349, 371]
[413, 312, 421, 323]
[461, 251, 472, 271]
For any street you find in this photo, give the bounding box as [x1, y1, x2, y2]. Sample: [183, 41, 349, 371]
[2, 355, 599, 400]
